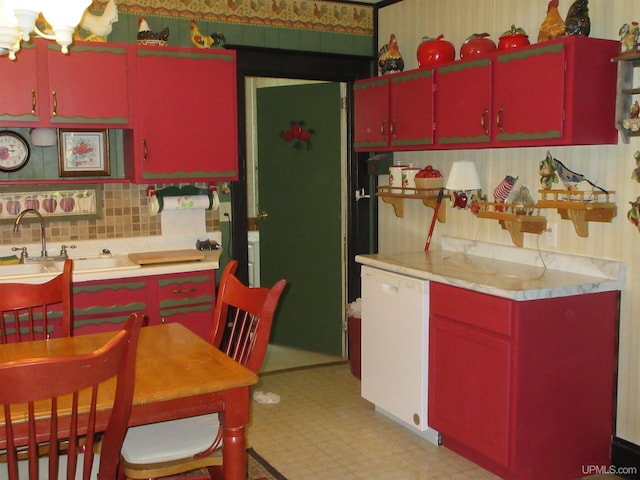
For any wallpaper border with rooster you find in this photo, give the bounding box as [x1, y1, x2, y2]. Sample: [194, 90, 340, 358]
[112, 0, 374, 35]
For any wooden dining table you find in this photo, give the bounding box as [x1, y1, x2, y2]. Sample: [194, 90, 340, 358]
[0, 322, 258, 480]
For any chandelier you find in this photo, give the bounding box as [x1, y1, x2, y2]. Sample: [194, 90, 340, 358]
[0, 0, 91, 60]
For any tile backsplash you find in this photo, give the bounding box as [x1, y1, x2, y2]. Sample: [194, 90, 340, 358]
[1, 183, 219, 247]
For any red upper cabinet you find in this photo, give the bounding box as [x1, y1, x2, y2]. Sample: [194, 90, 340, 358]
[46, 43, 131, 126]
[0, 44, 40, 124]
[127, 46, 238, 183]
[358, 36, 619, 152]
[354, 69, 435, 151]
[0, 40, 131, 128]
[435, 58, 492, 147]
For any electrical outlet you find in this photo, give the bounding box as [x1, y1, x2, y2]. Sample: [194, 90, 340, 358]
[545, 223, 557, 247]
[219, 202, 232, 222]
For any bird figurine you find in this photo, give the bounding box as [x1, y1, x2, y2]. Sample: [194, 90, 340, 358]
[538, 0, 565, 42]
[627, 196, 640, 230]
[539, 152, 558, 190]
[619, 22, 640, 53]
[378, 34, 404, 75]
[137, 16, 170, 46]
[564, 0, 590, 37]
[189, 20, 226, 49]
[74, 0, 119, 42]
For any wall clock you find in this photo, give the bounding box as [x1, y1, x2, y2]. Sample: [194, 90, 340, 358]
[0, 131, 30, 172]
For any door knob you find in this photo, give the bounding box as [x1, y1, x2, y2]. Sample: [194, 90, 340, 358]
[257, 211, 268, 220]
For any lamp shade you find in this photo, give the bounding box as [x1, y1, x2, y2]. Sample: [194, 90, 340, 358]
[445, 161, 481, 191]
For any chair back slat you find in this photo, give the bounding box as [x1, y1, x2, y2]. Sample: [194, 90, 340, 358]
[0, 259, 73, 343]
[211, 260, 287, 374]
[0, 311, 143, 479]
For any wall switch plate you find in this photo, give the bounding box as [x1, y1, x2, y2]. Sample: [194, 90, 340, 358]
[545, 223, 557, 247]
[219, 202, 232, 222]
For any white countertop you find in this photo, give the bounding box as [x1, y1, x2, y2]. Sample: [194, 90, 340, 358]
[356, 236, 625, 301]
[0, 232, 223, 284]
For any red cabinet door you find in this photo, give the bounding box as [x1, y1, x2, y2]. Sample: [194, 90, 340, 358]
[132, 47, 238, 183]
[492, 41, 565, 144]
[0, 44, 40, 125]
[354, 77, 390, 151]
[435, 58, 491, 147]
[390, 69, 435, 149]
[46, 43, 131, 125]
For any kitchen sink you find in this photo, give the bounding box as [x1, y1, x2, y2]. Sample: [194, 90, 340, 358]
[54, 255, 141, 273]
[0, 263, 55, 278]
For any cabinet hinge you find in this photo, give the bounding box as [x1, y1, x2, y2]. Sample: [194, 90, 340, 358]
[341, 97, 347, 109]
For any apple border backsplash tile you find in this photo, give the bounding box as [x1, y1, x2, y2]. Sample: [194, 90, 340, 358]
[0, 183, 220, 246]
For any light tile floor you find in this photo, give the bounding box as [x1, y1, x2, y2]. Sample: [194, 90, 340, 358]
[249, 353, 619, 480]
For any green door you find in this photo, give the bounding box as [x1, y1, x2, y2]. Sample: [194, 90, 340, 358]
[256, 82, 343, 356]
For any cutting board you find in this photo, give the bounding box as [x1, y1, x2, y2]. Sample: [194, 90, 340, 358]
[128, 249, 206, 265]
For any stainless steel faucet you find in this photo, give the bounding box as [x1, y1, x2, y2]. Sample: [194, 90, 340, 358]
[13, 209, 48, 258]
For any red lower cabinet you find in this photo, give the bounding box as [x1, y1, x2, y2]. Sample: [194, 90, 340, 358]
[429, 282, 618, 480]
[71, 271, 216, 339]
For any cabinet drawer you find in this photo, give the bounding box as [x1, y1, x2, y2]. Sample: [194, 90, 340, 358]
[157, 272, 215, 309]
[430, 283, 512, 336]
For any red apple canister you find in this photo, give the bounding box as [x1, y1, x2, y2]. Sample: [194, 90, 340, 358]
[498, 25, 530, 50]
[460, 33, 497, 59]
[417, 34, 455, 68]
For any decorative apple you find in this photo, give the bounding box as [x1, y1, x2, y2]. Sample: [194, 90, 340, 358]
[460, 33, 497, 59]
[60, 195, 75, 213]
[417, 34, 455, 68]
[7, 199, 21, 215]
[498, 25, 530, 50]
[25, 196, 39, 210]
[43, 197, 57, 213]
[415, 165, 442, 178]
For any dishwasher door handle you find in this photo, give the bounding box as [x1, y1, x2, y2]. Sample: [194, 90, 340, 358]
[382, 283, 399, 294]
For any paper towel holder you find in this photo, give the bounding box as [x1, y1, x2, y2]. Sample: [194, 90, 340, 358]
[146, 184, 219, 214]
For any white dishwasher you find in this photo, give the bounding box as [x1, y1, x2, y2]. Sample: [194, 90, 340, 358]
[360, 265, 440, 445]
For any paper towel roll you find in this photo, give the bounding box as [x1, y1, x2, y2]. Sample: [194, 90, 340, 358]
[149, 192, 219, 216]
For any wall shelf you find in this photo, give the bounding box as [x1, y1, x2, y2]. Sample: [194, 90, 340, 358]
[475, 201, 547, 247]
[376, 186, 447, 222]
[612, 51, 640, 143]
[536, 189, 616, 237]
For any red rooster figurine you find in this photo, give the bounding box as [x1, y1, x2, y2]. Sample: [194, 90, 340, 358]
[538, 0, 565, 42]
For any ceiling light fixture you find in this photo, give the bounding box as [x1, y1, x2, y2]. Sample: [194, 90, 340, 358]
[0, 0, 91, 60]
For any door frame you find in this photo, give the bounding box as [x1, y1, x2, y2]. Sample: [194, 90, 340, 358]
[227, 45, 374, 302]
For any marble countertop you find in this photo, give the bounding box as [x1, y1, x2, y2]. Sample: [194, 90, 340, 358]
[356, 236, 625, 301]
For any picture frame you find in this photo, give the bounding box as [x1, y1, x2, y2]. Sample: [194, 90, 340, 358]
[58, 129, 110, 177]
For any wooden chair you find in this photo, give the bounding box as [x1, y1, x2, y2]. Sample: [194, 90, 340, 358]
[120, 260, 287, 479]
[0, 258, 73, 343]
[0, 311, 144, 479]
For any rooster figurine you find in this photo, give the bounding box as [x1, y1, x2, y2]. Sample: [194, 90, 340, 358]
[565, 0, 590, 37]
[74, 0, 119, 42]
[189, 20, 226, 49]
[137, 16, 170, 46]
[538, 0, 565, 42]
[378, 34, 404, 75]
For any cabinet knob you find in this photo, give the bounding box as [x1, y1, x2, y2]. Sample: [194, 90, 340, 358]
[31, 88, 36, 115]
[172, 288, 196, 294]
[257, 211, 268, 220]
[390, 118, 397, 139]
[143, 139, 148, 162]
[380, 120, 388, 139]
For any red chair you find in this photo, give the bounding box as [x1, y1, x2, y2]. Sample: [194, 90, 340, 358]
[0, 311, 144, 479]
[0, 258, 73, 343]
[120, 260, 286, 479]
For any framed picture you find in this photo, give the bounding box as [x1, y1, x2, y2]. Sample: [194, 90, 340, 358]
[58, 129, 110, 177]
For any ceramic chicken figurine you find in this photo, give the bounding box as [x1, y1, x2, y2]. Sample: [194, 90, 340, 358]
[137, 17, 170, 46]
[565, 0, 590, 37]
[75, 0, 119, 42]
[378, 34, 404, 75]
[189, 19, 226, 49]
[538, 0, 565, 42]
